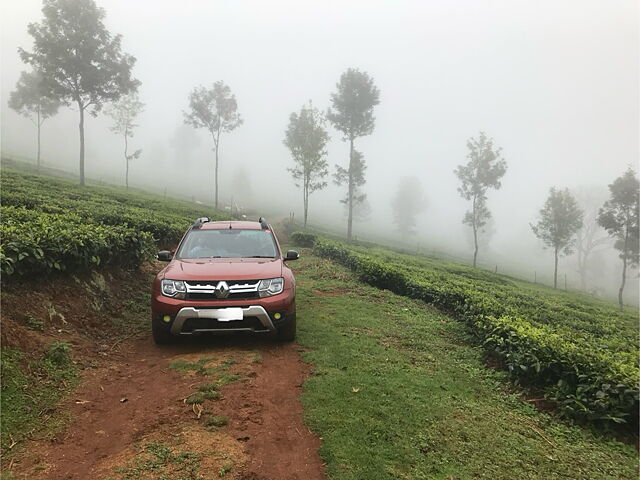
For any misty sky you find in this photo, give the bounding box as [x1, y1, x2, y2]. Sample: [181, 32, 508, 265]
[1, 0, 638, 298]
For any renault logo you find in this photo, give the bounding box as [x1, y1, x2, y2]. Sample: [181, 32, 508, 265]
[214, 281, 230, 299]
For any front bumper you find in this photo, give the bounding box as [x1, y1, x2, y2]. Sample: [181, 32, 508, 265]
[152, 287, 295, 336]
[170, 305, 275, 335]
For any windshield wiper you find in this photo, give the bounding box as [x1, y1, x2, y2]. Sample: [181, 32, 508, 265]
[247, 255, 275, 258]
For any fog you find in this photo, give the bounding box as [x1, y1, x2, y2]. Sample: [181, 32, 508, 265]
[1, 0, 638, 304]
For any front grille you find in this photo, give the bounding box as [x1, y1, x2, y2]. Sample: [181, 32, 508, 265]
[185, 280, 260, 300]
[182, 316, 266, 332]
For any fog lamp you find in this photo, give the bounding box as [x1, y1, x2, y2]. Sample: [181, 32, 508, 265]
[162, 315, 171, 323]
[274, 312, 282, 320]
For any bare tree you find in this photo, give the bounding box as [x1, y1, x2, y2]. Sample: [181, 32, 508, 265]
[106, 93, 144, 189]
[184, 81, 243, 209]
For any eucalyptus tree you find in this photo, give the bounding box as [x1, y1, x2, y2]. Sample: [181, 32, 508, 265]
[18, 0, 139, 185]
[105, 93, 144, 189]
[327, 68, 380, 241]
[531, 188, 584, 289]
[597, 168, 640, 310]
[284, 101, 329, 228]
[454, 132, 507, 267]
[184, 81, 243, 209]
[8, 70, 60, 171]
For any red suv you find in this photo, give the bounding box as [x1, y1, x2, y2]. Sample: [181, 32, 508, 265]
[151, 217, 298, 344]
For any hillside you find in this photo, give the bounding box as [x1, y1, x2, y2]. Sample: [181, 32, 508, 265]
[0, 165, 637, 479]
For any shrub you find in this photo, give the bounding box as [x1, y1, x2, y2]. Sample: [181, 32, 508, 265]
[313, 238, 640, 427]
[290, 231, 318, 248]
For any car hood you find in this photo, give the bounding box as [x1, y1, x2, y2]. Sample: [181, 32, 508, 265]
[162, 258, 283, 281]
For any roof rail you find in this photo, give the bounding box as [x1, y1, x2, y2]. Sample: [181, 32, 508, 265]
[192, 217, 211, 229]
[258, 217, 269, 230]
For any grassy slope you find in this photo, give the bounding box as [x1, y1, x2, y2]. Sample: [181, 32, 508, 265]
[293, 250, 637, 480]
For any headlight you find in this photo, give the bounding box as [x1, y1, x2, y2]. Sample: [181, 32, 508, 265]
[258, 277, 284, 297]
[161, 279, 186, 299]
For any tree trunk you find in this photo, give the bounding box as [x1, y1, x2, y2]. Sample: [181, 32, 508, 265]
[36, 107, 41, 172]
[347, 138, 354, 242]
[214, 127, 221, 210]
[618, 223, 629, 311]
[303, 175, 309, 229]
[472, 196, 478, 268]
[553, 246, 559, 289]
[124, 129, 129, 190]
[78, 101, 85, 186]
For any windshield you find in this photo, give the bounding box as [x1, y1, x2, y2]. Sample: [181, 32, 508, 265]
[177, 229, 278, 259]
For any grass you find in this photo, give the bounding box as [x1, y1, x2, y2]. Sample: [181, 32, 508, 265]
[0, 342, 78, 453]
[109, 441, 202, 480]
[293, 250, 638, 480]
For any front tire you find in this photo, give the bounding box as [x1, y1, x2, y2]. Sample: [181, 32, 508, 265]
[152, 316, 175, 345]
[276, 313, 296, 342]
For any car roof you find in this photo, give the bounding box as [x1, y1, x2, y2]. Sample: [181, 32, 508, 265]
[199, 221, 266, 231]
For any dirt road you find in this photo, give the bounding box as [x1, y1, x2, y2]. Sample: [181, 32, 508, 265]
[9, 334, 326, 480]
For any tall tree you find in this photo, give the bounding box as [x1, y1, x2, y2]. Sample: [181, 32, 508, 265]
[105, 93, 144, 189]
[8, 70, 60, 171]
[454, 132, 507, 267]
[327, 68, 380, 241]
[531, 187, 584, 289]
[334, 149, 367, 234]
[597, 168, 640, 310]
[18, 0, 139, 185]
[391, 177, 425, 236]
[184, 81, 243, 209]
[284, 101, 329, 228]
[572, 188, 611, 291]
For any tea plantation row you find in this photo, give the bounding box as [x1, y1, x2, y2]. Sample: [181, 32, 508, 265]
[291, 232, 639, 427]
[0, 169, 221, 277]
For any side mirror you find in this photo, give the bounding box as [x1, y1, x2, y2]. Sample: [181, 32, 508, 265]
[284, 250, 299, 261]
[156, 250, 173, 262]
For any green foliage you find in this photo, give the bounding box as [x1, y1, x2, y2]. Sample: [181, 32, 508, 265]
[454, 132, 507, 267]
[44, 341, 72, 366]
[184, 81, 243, 209]
[327, 68, 380, 241]
[8, 69, 60, 120]
[0, 168, 223, 278]
[18, 0, 139, 185]
[531, 187, 584, 255]
[327, 68, 380, 140]
[284, 101, 330, 227]
[294, 252, 637, 479]
[18, 0, 139, 113]
[203, 415, 228, 428]
[313, 238, 639, 426]
[290, 231, 318, 248]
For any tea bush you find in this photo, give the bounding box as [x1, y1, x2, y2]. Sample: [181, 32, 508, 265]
[313, 238, 639, 426]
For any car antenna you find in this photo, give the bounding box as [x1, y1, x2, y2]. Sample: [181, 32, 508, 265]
[228, 221, 232, 230]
